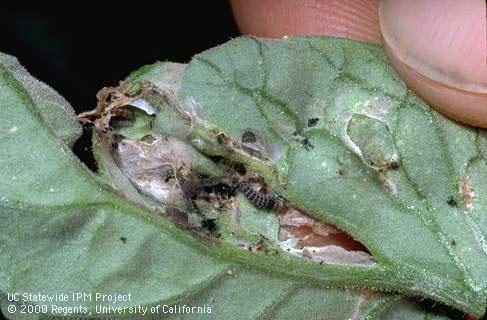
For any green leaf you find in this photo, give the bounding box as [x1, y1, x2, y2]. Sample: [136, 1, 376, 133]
[0, 57, 225, 319]
[175, 36, 487, 316]
[0, 53, 81, 147]
[1, 36, 486, 320]
[0, 66, 418, 320]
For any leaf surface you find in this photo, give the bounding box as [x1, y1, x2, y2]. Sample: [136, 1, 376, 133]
[1, 36, 486, 319]
[177, 36, 487, 316]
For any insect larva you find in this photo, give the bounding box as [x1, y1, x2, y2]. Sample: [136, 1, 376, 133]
[241, 131, 257, 143]
[109, 118, 132, 128]
[238, 181, 281, 210]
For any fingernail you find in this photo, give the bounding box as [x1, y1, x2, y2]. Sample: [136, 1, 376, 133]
[380, 0, 487, 127]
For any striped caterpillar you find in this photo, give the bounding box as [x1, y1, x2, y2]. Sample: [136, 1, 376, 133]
[238, 181, 281, 210]
[109, 118, 132, 128]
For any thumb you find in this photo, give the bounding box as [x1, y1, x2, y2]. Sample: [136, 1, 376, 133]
[231, 0, 487, 127]
[380, 0, 487, 127]
[230, 0, 381, 44]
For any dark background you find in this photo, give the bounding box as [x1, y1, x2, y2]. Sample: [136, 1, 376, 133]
[0, 5, 240, 170]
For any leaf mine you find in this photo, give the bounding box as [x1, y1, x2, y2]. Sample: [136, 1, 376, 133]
[4, 40, 487, 319]
[175, 36, 487, 315]
[278, 206, 374, 266]
[82, 80, 376, 268]
[113, 136, 195, 209]
[79, 36, 487, 313]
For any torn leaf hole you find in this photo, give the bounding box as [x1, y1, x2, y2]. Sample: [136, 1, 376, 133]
[278, 207, 374, 266]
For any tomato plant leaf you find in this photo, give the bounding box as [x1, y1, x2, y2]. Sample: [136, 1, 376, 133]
[176, 36, 487, 316]
[1, 36, 486, 319]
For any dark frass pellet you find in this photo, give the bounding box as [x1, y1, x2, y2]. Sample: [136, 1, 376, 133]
[447, 196, 457, 207]
[307, 118, 319, 127]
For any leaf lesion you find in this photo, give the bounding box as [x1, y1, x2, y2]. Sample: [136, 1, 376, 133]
[78, 75, 383, 272]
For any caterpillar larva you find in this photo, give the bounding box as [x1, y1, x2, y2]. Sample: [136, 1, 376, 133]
[238, 181, 281, 210]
